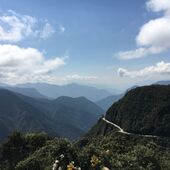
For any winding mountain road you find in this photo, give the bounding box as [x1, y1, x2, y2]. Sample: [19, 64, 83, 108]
[102, 117, 158, 138]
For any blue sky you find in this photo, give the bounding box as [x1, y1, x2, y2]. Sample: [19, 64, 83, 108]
[0, 0, 170, 90]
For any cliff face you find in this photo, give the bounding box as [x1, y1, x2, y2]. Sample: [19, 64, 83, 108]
[88, 85, 170, 137]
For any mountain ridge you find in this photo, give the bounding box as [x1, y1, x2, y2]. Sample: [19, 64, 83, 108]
[88, 85, 170, 138]
[17, 82, 112, 101]
[0, 85, 46, 98]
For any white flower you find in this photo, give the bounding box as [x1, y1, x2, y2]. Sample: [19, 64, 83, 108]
[55, 160, 59, 163]
[102, 167, 110, 170]
[52, 163, 57, 170]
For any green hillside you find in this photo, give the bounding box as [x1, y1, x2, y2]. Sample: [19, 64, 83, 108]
[89, 85, 170, 137]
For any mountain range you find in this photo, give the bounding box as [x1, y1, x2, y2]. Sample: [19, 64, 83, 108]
[0, 85, 46, 99]
[0, 89, 103, 141]
[17, 83, 112, 101]
[1, 82, 170, 142]
[1, 85, 170, 170]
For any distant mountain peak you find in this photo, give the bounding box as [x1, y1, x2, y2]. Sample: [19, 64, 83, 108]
[16, 82, 112, 101]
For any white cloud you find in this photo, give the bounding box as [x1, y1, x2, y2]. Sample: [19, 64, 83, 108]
[116, 0, 170, 60]
[146, 0, 170, 14]
[64, 74, 98, 81]
[118, 61, 170, 78]
[0, 44, 65, 84]
[117, 48, 151, 60]
[39, 22, 55, 39]
[117, 46, 164, 60]
[59, 25, 65, 34]
[136, 17, 170, 48]
[0, 10, 55, 42]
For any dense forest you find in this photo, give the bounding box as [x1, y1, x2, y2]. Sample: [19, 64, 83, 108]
[0, 132, 170, 170]
[89, 85, 170, 137]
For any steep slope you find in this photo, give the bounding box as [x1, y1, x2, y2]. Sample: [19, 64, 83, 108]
[17, 83, 111, 101]
[96, 93, 123, 110]
[0, 89, 59, 140]
[88, 85, 170, 137]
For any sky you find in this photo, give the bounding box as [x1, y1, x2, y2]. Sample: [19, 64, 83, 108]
[0, 0, 170, 90]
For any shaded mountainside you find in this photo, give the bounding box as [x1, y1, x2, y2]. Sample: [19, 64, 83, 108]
[52, 96, 104, 132]
[88, 85, 170, 137]
[17, 83, 111, 101]
[0, 89, 59, 140]
[19, 95, 104, 133]
[0, 89, 103, 141]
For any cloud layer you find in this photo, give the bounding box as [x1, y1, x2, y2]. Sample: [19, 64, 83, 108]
[64, 74, 98, 81]
[116, 0, 170, 60]
[0, 44, 65, 84]
[118, 61, 170, 78]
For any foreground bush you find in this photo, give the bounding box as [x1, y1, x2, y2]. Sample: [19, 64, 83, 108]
[0, 132, 170, 170]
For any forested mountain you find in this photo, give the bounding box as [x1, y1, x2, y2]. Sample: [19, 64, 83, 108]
[0, 89, 103, 141]
[89, 85, 170, 137]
